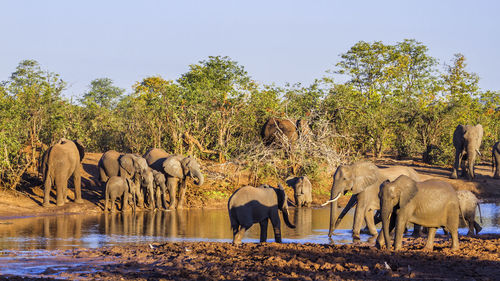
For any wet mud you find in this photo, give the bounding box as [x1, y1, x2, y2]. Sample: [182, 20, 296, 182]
[1, 235, 499, 280]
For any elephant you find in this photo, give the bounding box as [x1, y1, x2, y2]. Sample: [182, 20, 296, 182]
[228, 184, 296, 244]
[98, 150, 123, 184]
[144, 148, 204, 209]
[451, 124, 483, 180]
[325, 162, 420, 239]
[492, 141, 500, 179]
[152, 170, 168, 210]
[377, 175, 460, 251]
[104, 176, 135, 212]
[457, 190, 482, 235]
[261, 118, 309, 146]
[286, 176, 312, 207]
[98, 151, 154, 208]
[41, 138, 85, 207]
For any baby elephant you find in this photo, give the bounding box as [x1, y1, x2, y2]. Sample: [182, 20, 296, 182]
[104, 176, 135, 212]
[457, 190, 482, 235]
[286, 176, 312, 207]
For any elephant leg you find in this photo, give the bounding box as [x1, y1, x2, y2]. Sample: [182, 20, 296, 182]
[270, 211, 282, 243]
[352, 203, 365, 239]
[259, 219, 269, 242]
[122, 193, 130, 212]
[111, 196, 117, 212]
[161, 186, 169, 210]
[423, 227, 437, 251]
[376, 210, 396, 249]
[233, 225, 248, 245]
[43, 176, 52, 207]
[394, 215, 408, 251]
[364, 209, 378, 236]
[451, 150, 462, 179]
[55, 174, 68, 206]
[73, 166, 83, 203]
[473, 221, 482, 234]
[167, 178, 178, 210]
[412, 224, 422, 237]
[177, 180, 187, 209]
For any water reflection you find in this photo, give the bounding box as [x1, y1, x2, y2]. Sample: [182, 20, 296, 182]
[0, 203, 499, 250]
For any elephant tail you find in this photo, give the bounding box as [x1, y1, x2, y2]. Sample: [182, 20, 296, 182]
[477, 201, 483, 224]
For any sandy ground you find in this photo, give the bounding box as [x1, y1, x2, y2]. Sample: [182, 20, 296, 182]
[0, 154, 499, 280]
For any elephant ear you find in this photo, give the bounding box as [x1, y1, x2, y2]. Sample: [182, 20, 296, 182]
[395, 175, 418, 207]
[119, 155, 135, 176]
[352, 162, 379, 194]
[73, 139, 85, 162]
[163, 156, 184, 178]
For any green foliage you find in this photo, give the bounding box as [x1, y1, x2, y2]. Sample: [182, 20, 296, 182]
[1, 42, 499, 190]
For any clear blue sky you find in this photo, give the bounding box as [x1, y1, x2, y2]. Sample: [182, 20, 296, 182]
[1, 0, 498, 98]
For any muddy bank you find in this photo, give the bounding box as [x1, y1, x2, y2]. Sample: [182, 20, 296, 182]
[0, 235, 499, 280]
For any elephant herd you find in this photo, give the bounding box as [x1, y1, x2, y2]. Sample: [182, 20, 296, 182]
[41, 143, 204, 211]
[99, 148, 204, 212]
[39, 120, 494, 251]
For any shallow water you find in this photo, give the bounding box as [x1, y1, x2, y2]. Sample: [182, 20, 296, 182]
[0, 203, 499, 250]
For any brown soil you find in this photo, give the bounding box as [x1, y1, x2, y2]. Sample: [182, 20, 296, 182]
[1, 235, 499, 280]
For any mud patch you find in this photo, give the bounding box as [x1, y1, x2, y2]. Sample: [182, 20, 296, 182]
[2, 235, 499, 280]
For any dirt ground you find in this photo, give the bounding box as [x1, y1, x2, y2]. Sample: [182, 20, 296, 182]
[1, 235, 499, 280]
[0, 153, 499, 280]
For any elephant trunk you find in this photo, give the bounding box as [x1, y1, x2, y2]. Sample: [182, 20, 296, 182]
[282, 204, 296, 229]
[381, 206, 392, 249]
[192, 169, 204, 186]
[328, 187, 342, 237]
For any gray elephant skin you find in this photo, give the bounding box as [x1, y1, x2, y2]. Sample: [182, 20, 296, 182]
[98, 151, 155, 208]
[144, 148, 204, 209]
[327, 161, 420, 238]
[492, 141, 500, 179]
[451, 124, 483, 179]
[377, 175, 460, 251]
[228, 184, 296, 244]
[104, 176, 135, 212]
[286, 176, 312, 207]
[152, 170, 168, 209]
[42, 138, 85, 207]
[457, 190, 482, 235]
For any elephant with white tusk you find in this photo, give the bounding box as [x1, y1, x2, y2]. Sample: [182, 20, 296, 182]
[326, 161, 421, 239]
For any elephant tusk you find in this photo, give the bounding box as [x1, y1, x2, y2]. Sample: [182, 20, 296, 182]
[321, 193, 342, 206]
[476, 149, 482, 156]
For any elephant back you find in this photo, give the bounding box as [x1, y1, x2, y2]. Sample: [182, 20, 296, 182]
[144, 148, 170, 170]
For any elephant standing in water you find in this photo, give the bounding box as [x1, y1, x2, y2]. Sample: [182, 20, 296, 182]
[325, 162, 420, 239]
[228, 184, 296, 244]
[377, 175, 460, 251]
[286, 176, 312, 207]
[42, 138, 85, 207]
[457, 190, 482, 235]
[492, 141, 500, 179]
[451, 124, 483, 180]
[144, 148, 204, 209]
